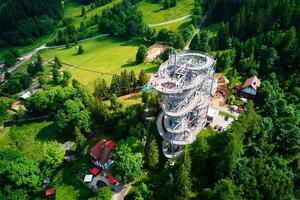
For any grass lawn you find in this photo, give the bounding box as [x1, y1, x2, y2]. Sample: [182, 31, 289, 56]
[3, 120, 65, 161]
[137, 0, 194, 24]
[118, 91, 143, 105]
[39, 37, 159, 88]
[52, 157, 92, 200]
[0, 127, 11, 148]
[63, 0, 122, 27]
[153, 18, 192, 32]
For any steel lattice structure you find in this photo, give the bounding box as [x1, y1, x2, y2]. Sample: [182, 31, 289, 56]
[148, 51, 216, 158]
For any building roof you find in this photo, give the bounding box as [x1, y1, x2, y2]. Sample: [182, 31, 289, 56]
[242, 76, 261, 90]
[84, 174, 93, 183]
[207, 106, 219, 118]
[108, 176, 118, 185]
[20, 91, 32, 100]
[90, 140, 117, 161]
[45, 188, 56, 197]
[90, 167, 100, 175]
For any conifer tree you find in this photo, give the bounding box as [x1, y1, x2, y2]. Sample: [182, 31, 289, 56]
[136, 46, 148, 64]
[54, 56, 62, 68]
[61, 71, 72, 87]
[145, 134, 159, 169]
[189, 33, 200, 50]
[77, 45, 84, 54]
[129, 70, 137, 91]
[74, 126, 86, 150]
[51, 67, 61, 84]
[94, 78, 109, 100]
[175, 148, 193, 200]
[199, 31, 210, 52]
[138, 70, 148, 86]
[81, 7, 86, 17]
[217, 22, 230, 50]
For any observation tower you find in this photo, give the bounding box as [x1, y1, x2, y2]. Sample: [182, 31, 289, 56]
[148, 51, 216, 158]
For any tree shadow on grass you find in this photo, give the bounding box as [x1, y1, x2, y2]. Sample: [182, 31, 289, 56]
[122, 60, 137, 68]
[35, 122, 69, 143]
[177, 20, 192, 30]
[144, 65, 159, 73]
[120, 39, 147, 47]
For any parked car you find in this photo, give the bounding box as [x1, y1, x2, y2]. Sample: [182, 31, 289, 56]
[218, 126, 223, 131]
[224, 116, 229, 121]
[214, 124, 219, 129]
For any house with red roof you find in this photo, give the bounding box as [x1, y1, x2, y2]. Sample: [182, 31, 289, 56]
[238, 76, 261, 99]
[89, 139, 116, 169]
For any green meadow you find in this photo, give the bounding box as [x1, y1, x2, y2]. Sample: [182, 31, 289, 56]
[40, 37, 159, 88]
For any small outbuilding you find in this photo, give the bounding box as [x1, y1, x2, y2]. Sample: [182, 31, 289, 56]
[19, 91, 32, 100]
[84, 174, 93, 183]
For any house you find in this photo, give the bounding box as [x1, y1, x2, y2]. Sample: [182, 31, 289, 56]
[207, 106, 219, 123]
[19, 91, 32, 100]
[89, 139, 116, 169]
[238, 76, 261, 99]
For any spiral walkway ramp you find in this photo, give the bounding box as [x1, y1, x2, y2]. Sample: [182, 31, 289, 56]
[148, 51, 216, 158]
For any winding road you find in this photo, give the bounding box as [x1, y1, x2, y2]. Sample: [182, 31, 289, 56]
[8, 14, 192, 73]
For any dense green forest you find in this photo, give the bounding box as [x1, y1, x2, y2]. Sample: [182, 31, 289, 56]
[0, 0, 63, 45]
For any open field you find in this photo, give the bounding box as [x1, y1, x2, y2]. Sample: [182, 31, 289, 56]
[1, 121, 64, 161]
[153, 18, 192, 32]
[137, 0, 194, 24]
[0, 0, 192, 61]
[39, 37, 159, 88]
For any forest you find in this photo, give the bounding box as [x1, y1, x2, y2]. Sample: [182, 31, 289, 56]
[0, 0, 63, 45]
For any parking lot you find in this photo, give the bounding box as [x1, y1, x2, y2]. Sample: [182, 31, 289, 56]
[210, 114, 235, 131]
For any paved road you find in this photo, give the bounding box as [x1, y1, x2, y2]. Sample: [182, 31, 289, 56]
[148, 14, 192, 27]
[112, 183, 132, 200]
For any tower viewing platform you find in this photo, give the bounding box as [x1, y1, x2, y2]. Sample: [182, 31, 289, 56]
[148, 51, 216, 158]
